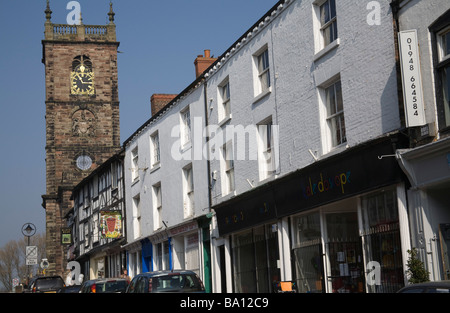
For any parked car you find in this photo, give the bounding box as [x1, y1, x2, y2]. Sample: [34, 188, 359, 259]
[79, 278, 129, 293]
[26, 275, 65, 293]
[397, 280, 450, 293]
[126, 270, 205, 293]
[58, 284, 82, 293]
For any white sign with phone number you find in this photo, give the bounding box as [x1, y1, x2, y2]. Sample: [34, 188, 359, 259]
[399, 30, 426, 128]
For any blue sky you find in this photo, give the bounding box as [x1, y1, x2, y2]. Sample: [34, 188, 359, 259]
[0, 0, 278, 249]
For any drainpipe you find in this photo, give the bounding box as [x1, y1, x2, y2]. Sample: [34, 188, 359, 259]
[203, 79, 213, 213]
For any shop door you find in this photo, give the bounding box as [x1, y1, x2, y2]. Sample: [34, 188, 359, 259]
[325, 212, 365, 293]
[232, 225, 280, 293]
[439, 224, 450, 280]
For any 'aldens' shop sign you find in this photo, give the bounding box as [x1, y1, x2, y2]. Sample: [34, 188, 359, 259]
[215, 136, 405, 236]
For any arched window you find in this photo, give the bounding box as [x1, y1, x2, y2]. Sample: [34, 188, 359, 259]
[72, 55, 93, 72]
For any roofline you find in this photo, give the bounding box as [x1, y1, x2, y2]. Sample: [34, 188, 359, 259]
[122, 0, 288, 148]
[203, 0, 287, 76]
[122, 74, 206, 147]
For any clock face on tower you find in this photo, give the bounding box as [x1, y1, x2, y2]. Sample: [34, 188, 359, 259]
[76, 155, 93, 171]
[71, 63, 95, 95]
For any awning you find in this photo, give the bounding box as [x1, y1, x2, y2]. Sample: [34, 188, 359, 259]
[396, 137, 450, 189]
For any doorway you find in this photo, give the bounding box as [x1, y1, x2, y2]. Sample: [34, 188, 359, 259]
[324, 212, 365, 293]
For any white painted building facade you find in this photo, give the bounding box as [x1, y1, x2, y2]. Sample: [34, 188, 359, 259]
[123, 81, 212, 287]
[119, 0, 450, 293]
[204, 0, 413, 293]
[394, 0, 450, 282]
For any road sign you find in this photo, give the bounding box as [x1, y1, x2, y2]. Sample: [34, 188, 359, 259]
[26, 246, 38, 265]
[41, 259, 49, 269]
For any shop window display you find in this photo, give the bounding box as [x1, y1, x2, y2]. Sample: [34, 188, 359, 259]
[325, 213, 365, 293]
[292, 212, 325, 293]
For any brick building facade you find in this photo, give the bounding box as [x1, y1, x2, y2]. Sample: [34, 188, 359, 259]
[41, 2, 121, 276]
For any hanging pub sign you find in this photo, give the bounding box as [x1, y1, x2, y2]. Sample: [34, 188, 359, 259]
[61, 228, 72, 245]
[398, 30, 426, 127]
[100, 211, 122, 239]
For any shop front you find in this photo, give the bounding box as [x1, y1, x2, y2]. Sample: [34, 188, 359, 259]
[396, 137, 450, 281]
[214, 182, 283, 293]
[214, 134, 411, 293]
[146, 220, 204, 275]
[291, 188, 407, 293]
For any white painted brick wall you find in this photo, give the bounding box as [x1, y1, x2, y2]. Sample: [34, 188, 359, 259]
[124, 85, 209, 244]
[206, 0, 401, 207]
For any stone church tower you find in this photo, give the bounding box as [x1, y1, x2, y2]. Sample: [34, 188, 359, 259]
[41, 1, 121, 276]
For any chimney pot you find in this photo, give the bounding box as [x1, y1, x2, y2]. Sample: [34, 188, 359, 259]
[194, 50, 217, 78]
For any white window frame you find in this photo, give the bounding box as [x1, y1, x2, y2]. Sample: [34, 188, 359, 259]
[132, 194, 141, 239]
[221, 141, 235, 196]
[180, 106, 191, 148]
[257, 118, 277, 181]
[437, 26, 450, 128]
[437, 25, 450, 62]
[93, 213, 99, 243]
[218, 78, 231, 123]
[153, 183, 162, 230]
[131, 147, 139, 182]
[84, 222, 89, 247]
[183, 164, 195, 218]
[319, 78, 346, 153]
[252, 45, 272, 99]
[150, 131, 160, 168]
[313, 0, 339, 58]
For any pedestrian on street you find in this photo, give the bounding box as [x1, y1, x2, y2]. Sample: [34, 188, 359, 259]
[120, 268, 131, 283]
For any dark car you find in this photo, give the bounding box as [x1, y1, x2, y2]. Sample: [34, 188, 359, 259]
[397, 280, 450, 293]
[58, 285, 82, 293]
[79, 278, 129, 293]
[27, 276, 65, 293]
[126, 270, 205, 293]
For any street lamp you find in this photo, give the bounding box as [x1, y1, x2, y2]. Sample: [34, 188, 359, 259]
[21, 223, 36, 282]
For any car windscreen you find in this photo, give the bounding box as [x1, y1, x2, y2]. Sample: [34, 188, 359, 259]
[102, 280, 129, 293]
[36, 278, 64, 290]
[152, 274, 202, 292]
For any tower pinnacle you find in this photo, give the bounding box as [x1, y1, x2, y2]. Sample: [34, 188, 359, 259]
[108, 1, 115, 24]
[45, 0, 52, 22]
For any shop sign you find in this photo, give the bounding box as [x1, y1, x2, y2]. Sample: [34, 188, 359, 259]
[169, 221, 198, 237]
[215, 137, 405, 236]
[100, 211, 122, 239]
[275, 138, 404, 217]
[398, 30, 426, 127]
[61, 227, 72, 245]
[216, 188, 277, 236]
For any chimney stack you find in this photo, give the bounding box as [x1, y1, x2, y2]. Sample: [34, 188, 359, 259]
[194, 50, 217, 78]
[151, 94, 177, 116]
